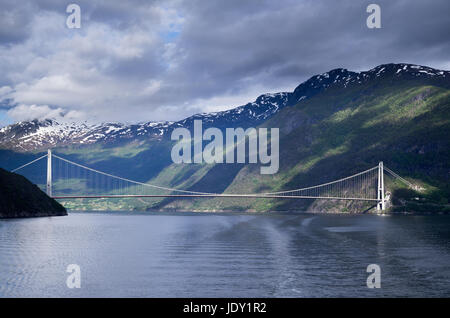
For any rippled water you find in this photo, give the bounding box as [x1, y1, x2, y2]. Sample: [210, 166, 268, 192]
[0, 212, 449, 297]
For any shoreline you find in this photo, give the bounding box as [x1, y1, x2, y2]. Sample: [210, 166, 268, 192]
[2, 209, 448, 219]
[64, 209, 450, 216]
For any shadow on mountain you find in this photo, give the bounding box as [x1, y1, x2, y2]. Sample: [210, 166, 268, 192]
[154, 163, 245, 208]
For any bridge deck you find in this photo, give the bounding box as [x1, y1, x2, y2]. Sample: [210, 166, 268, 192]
[52, 194, 378, 201]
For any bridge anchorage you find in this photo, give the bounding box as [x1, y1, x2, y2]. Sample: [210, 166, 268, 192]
[11, 149, 417, 212]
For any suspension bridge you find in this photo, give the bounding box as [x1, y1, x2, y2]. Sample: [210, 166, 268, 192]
[10, 150, 416, 211]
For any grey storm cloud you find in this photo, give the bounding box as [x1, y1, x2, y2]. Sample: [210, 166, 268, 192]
[0, 0, 449, 124]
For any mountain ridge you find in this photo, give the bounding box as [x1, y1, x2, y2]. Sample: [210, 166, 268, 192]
[2, 63, 447, 152]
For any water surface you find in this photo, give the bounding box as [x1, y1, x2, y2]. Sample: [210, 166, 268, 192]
[0, 212, 449, 297]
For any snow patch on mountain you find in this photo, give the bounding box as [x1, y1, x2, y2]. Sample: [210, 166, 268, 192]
[1, 64, 448, 152]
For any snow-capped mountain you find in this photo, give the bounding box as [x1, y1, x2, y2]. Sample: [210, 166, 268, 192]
[1, 63, 448, 152]
[173, 92, 290, 130]
[288, 63, 448, 104]
[0, 92, 290, 151]
[0, 119, 173, 151]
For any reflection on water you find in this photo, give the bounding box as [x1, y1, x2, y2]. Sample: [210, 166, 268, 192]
[0, 212, 449, 297]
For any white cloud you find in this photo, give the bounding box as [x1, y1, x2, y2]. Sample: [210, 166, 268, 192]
[0, 0, 448, 124]
[0, 85, 13, 97]
[8, 104, 61, 121]
[7, 103, 85, 122]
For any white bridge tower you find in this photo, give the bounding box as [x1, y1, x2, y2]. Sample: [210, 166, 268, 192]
[377, 161, 386, 211]
[47, 149, 52, 197]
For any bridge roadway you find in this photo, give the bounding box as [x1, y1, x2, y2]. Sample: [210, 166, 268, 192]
[52, 194, 379, 201]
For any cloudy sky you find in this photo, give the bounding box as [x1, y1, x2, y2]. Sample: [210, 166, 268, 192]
[0, 0, 449, 126]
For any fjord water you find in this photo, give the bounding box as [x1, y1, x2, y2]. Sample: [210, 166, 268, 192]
[0, 212, 449, 297]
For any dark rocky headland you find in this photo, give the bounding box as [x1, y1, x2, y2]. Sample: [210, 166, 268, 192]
[0, 168, 67, 218]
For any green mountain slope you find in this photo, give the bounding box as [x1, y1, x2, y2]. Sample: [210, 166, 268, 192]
[145, 65, 450, 213]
